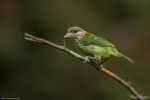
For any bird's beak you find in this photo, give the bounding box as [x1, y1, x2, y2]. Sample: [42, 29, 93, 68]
[64, 33, 73, 38]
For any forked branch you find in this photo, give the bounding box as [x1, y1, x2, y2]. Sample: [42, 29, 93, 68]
[24, 33, 144, 100]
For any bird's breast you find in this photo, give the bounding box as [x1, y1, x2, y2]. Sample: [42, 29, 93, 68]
[74, 42, 93, 56]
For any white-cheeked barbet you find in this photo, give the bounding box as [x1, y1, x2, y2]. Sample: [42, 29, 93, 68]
[64, 26, 133, 64]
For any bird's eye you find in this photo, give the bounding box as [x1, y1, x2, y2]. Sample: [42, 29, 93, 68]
[73, 30, 78, 33]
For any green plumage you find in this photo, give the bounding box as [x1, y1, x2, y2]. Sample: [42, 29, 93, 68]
[77, 32, 133, 63]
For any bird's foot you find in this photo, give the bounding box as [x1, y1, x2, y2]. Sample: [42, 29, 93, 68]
[83, 56, 95, 63]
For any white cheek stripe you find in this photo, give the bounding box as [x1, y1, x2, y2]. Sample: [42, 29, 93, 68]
[76, 32, 81, 34]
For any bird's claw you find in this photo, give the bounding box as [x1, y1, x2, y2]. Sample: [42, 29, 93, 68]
[83, 56, 95, 63]
[83, 56, 90, 63]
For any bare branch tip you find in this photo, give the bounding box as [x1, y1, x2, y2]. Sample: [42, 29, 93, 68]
[63, 40, 66, 48]
[25, 37, 27, 40]
[24, 33, 28, 37]
[128, 82, 131, 85]
[25, 37, 32, 41]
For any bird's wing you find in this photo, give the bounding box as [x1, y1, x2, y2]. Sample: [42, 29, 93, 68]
[79, 32, 115, 48]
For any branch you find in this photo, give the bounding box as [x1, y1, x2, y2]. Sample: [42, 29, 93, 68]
[24, 33, 144, 100]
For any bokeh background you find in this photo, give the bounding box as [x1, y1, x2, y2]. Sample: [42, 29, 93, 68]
[0, 0, 149, 100]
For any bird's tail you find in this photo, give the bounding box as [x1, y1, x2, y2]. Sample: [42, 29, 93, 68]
[119, 53, 134, 63]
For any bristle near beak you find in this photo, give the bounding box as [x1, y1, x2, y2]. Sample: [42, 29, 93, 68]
[64, 33, 73, 38]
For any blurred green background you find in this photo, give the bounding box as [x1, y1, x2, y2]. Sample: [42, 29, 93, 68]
[0, 0, 149, 100]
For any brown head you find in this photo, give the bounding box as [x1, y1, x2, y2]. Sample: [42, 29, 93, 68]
[64, 26, 86, 40]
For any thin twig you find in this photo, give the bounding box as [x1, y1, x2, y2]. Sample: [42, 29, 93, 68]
[24, 33, 144, 100]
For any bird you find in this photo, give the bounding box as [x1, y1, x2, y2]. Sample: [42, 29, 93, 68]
[64, 26, 133, 64]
